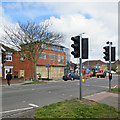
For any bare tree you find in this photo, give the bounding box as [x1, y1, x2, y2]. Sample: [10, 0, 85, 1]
[1, 21, 64, 80]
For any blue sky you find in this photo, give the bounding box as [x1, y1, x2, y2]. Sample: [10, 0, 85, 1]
[0, 2, 118, 62]
[2, 2, 61, 23]
[2, 2, 93, 24]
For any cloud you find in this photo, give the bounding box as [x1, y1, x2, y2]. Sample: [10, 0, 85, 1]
[42, 2, 118, 62]
[0, 2, 118, 63]
[48, 13, 118, 63]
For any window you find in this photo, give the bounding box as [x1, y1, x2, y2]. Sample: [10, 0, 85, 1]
[52, 46, 58, 51]
[41, 44, 46, 49]
[40, 52, 46, 59]
[20, 54, 25, 61]
[50, 54, 55, 60]
[60, 47, 64, 52]
[58, 55, 64, 64]
[6, 55, 12, 61]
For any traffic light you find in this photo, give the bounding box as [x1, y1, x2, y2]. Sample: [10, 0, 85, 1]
[103, 46, 109, 61]
[71, 36, 80, 58]
[82, 38, 88, 59]
[109, 73, 112, 80]
[111, 47, 115, 61]
[2, 53, 6, 64]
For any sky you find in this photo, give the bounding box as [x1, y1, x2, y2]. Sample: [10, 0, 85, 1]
[0, 0, 119, 63]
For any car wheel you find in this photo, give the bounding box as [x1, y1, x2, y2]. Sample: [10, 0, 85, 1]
[97, 75, 99, 78]
[64, 79, 67, 81]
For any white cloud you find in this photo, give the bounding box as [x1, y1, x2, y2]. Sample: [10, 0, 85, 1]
[42, 2, 118, 63]
[48, 13, 118, 63]
[2, 0, 119, 2]
[0, 2, 118, 63]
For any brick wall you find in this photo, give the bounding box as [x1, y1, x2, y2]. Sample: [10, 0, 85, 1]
[3, 48, 66, 80]
[37, 49, 66, 66]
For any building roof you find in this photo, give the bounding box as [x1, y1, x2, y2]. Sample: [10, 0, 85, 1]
[113, 59, 120, 65]
[83, 60, 106, 66]
[1, 44, 15, 53]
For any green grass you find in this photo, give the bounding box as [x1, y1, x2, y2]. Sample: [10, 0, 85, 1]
[110, 88, 120, 93]
[35, 99, 119, 118]
[21, 81, 47, 85]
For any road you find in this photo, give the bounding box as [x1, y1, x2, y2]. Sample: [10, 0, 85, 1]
[1, 75, 118, 117]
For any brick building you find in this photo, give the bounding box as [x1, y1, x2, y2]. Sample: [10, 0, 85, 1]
[2, 43, 68, 80]
[82, 60, 107, 71]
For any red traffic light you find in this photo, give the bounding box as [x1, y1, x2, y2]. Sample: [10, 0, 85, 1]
[109, 73, 112, 80]
[109, 73, 112, 76]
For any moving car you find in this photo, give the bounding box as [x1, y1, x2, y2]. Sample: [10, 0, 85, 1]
[63, 73, 80, 81]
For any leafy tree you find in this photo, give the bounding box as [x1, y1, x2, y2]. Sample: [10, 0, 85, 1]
[1, 21, 64, 80]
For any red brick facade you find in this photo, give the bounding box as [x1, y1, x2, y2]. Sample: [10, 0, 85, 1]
[2, 45, 66, 80]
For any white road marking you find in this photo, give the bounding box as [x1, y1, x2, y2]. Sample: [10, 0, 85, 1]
[112, 85, 117, 88]
[1, 104, 39, 114]
[1, 107, 33, 114]
[29, 104, 39, 108]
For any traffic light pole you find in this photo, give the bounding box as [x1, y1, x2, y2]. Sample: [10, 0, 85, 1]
[79, 34, 83, 100]
[0, 45, 2, 79]
[109, 42, 112, 91]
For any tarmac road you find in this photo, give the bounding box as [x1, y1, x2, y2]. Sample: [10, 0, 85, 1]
[1, 74, 118, 118]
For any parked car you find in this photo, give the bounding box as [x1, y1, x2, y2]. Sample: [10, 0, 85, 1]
[63, 73, 80, 81]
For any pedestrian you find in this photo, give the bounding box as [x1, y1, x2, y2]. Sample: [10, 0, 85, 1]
[21, 73, 24, 78]
[6, 72, 12, 86]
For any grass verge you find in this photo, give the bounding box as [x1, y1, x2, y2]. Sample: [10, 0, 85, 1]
[21, 81, 47, 85]
[35, 99, 119, 118]
[107, 88, 120, 93]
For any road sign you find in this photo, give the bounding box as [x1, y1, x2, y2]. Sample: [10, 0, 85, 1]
[45, 64, 50, 67]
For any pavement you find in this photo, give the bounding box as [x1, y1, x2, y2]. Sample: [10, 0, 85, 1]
[1, 80, 119, 119]
[84, 91, 119, 109]
[0, 79, 59, 87]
